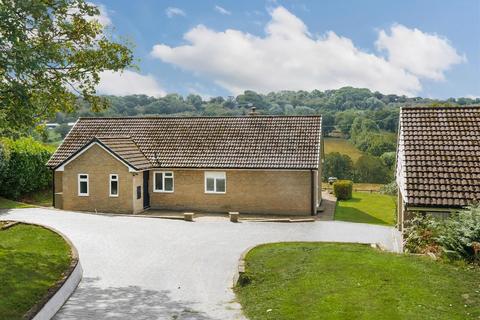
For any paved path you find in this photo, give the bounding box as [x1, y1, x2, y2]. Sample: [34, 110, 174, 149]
[1, 208, 402, 320]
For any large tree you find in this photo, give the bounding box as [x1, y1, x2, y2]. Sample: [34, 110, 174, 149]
[0, 0, 133, 136]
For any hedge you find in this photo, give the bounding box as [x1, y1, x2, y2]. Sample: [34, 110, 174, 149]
[0, 138, 54, 199]
[333, 180, 353, 200]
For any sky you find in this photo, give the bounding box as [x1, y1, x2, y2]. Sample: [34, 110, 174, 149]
[93, 0, 480, 99]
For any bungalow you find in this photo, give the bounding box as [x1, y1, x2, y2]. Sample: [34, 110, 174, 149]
[396, 105, 480, 231]
[47, 115, 323, 215]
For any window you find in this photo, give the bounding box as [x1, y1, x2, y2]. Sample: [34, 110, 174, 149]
[78, 174, 89, 196]
[136, 186, 142, 199]
[205, 172, 226, 194]
[153, 171, 174, 192]
[110, 174, 119, 197]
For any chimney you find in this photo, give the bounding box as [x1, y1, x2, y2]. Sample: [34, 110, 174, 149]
[248, 106, 257, 116]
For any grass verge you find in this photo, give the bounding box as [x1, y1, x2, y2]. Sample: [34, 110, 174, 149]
[0, 224, 71, 319]
[335, 191, 395, 225]
[0, 197, 33, 209]
[235, 242, 480, 320]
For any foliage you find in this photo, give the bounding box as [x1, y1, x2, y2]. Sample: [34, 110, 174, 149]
[379, 181, 398, 196]
[436, 207, 480, 264]
[405, 207, 480, 265]
[0, 0, 133, 136]
[404, 213, 441, 254]
[0, 224, 71, 319]
[354, 155, 390, 183]
[335, 191, 396, 225]
[235, 242, 480, 320]
[322, 152, 354, 180]
[0, 138, 54, 199]
[333, 180, 353, 200]
[380, 151, 396, 169]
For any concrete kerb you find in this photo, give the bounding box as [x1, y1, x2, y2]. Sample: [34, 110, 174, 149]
[1, 220, 83, 320]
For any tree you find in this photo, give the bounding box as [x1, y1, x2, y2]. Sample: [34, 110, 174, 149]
[380, 151, 396, 169]
[0, 0, 133, 136]
[354, 155, 390, 183]
[322, 152, 354, 180]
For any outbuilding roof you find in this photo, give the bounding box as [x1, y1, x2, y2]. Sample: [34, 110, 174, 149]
[48, 115, 322, 170]
[398, 105, 480, 207]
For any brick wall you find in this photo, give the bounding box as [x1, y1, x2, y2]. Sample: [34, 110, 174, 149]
[149, 169, 313, 215]
[60, 144, 135, 214]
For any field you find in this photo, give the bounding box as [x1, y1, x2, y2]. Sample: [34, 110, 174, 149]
[324, 138, 364, 162]
[335, 191, 396, 225]
[235, 242, 480, 320]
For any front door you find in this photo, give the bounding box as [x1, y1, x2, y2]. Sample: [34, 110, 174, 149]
[143, 171, 150, 209]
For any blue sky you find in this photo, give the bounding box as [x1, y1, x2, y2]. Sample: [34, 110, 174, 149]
[94, 0, 480, 99]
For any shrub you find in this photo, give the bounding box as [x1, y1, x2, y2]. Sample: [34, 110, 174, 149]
[380, 181, 397, 196]
[436, 207, 480, 264]
[333, 180, 353, 200]
[404, 213, 441, 255]
[0, 138, 54, 199]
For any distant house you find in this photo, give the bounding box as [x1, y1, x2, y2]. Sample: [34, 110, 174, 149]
[47, 115, 323, 215]
[396, 106, 480, 231]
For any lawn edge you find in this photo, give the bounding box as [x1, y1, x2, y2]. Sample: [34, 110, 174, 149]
[5, 221, 83, 320]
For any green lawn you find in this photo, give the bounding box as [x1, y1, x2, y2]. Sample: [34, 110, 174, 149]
[235, 242, 480, 320]
[0, 224, 71, 319]
[324, 137, 364, 162]
[0, 197, 33, 209]
[0, 189, 52, 209]
[335, 191, 396, 225]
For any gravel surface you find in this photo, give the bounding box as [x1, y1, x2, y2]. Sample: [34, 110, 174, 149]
[2, 208, 401, 320]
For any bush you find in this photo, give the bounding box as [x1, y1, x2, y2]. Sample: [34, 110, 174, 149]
[0, 138, 54, 199]
[404, 213, 440, 255]
[380, 181, 397, 196]
[404, 208, 480, 265]
[333, 180, 353, 200]
[436, 207, 480, 264]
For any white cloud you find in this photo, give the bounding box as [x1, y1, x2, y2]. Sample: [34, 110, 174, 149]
[165, 7, 186, 18]
[96, 70, 166, 97]
[376, 24, 465, 80]
[94, 3, 112, 26]
[214, 5, 231, 15]
[68, 2, 112, 26]
[151, 6, 465, 96]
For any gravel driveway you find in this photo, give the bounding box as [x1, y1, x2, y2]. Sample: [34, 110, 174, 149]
[1, 208, 402, 320]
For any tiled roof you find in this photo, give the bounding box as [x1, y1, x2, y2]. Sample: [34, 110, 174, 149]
[48, 116, 322, 170]
[96, 136, 151, 170]
[399, 106, 480, 207]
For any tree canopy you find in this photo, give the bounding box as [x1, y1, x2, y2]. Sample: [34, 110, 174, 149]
[0, 0, 133, 136]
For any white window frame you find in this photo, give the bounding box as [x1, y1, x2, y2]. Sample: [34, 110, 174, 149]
[109, 174, 119, 197]
[153, 171, 174, 193]
[78, 174, 89, 196]
[204, 171, 226, 194]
